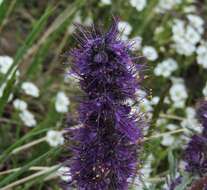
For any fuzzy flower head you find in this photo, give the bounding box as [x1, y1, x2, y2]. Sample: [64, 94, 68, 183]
[64, 19, 145, 190]
[70, 20, 143, 102]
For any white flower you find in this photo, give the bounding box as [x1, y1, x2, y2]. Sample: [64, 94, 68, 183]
[130, 36, 142, 51]
[172, 19, 185, 38]
[135, 89, 147, 100]
[166, 123, 178, 131]
[154, 58, 178, 78]
[187, 14, 204, 34]
[118, 21, 132, 40]
[46, 130, 64, 147]
[151, 96, 160, 105]
[19, 110, 36, 127]
[156, 118, 167, 126]
[164, 96, 170, 104]
[156, 0, 181, 13]
[140, 98, 153, 112]
[184, 5, 196, 13]
[169, 81, 188, 108]
[203, 82, 207, 96]
[181, 107, 202, 133]
[21, 82, 39, 97]
[57, 167, 71, 182]
[196, 41, 207, 69]
[0, 56, 13, 74]
[185, 25, 201, 44]
[186, 107, 196, 118]
[161, 134, 175, 146]
[129, 0, 147, 11]
[142, 46, 158, 61]
[55, 91, 70, 113]
[13, 99, 27, 111]
[173, 41, 196, 56]
[181, 118, 202, 133]
[155, 26, 164, 35]
[171, 18, 202, 56]
[100, 0, 111, 5]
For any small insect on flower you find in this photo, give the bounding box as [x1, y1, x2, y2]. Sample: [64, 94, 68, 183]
[62, 18, 146, 190]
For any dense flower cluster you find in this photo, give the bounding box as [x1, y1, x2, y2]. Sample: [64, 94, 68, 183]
[64, 21, 145, 189]
[184, 101, 207, 176]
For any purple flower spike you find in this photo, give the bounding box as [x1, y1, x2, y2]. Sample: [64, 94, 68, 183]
[184, 135, 207, 175]
[184, 101, 207, 176]
[64, 19, 145, 190]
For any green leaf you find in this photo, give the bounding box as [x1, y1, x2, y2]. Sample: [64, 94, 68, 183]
[168, 149, 176, 178]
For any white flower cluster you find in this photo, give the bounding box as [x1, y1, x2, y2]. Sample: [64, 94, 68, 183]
[169, 78, 188, 108]
[181, 107, 202, 134]
[129, 0, 147, 12]
[46, 130, 64, 147]
[118, 21, 132, 40]
[156, 0, 181, 13]
[12, 81, 40, 127]
[142, 46, 158, 61]
[13, 99, 37, 127]
[172, 15, 204, 56]
[154, 58, 178, 78]
[196, 41, 207, 69]
[55, 91, 70, 113]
